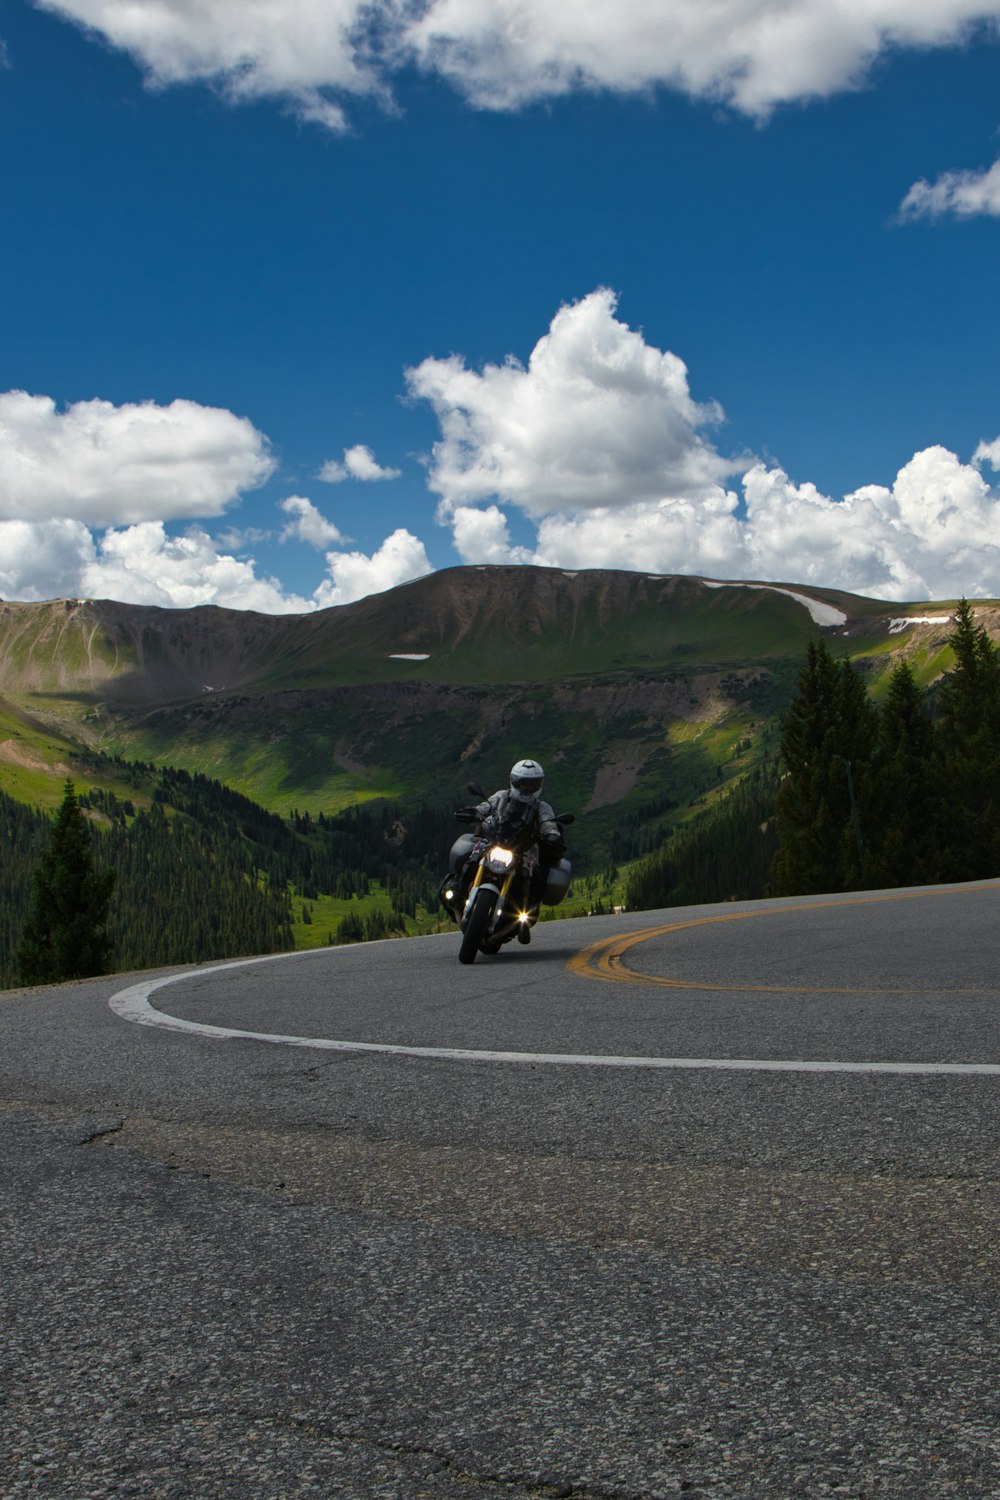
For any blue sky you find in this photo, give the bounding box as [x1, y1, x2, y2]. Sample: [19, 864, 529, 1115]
[2, 0, 1000, 610]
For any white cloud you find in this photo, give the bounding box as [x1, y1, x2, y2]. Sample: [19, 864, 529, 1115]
[36, 0, 1000, 124]
[529, 491, 746, 578]
[78, 522, 313, 609]
[313, 528, 433, 607]
[0, 509, 433, 613]
[0, 390, 274, 526]
[80, 523, 313, 612]
[0, 517, 313, 613]
[518, 450, 1000, 602]
[824, 445, 1000, 598]
[975, 436, 1000, 469]
[279, 495, 344, 548]
[318, 444, 402, 483]
[900, 156, 1000, 220]
[450, 504, 534, 565]
[410, 290, 1000, 601]
[407, 288, 738, 521]
[0, 519, 97, 601]
[36, 0, 378, 129]
[405, 0, 1000, 116]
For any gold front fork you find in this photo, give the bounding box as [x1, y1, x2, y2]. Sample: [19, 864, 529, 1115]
[469, 863, 516, 900]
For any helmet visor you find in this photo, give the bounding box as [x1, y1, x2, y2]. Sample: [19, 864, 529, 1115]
[512, 775, 543, 796]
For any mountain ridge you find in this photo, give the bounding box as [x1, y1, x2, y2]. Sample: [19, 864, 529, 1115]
[0, 567, 994, 839]
[0, 564, 950, 695]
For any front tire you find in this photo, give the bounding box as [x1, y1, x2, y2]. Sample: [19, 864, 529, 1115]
[459, 888, 496, 965]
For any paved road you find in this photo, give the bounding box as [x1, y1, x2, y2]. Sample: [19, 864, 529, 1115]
[2, 882, 998, 1498]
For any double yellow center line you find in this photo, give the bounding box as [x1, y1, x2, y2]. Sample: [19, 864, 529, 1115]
[568, 887, 1000, 995]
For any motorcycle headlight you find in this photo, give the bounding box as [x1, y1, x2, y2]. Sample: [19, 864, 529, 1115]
[486, 845, 515, 872]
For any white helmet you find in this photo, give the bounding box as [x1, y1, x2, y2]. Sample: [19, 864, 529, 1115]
[509, 758, 544, 803]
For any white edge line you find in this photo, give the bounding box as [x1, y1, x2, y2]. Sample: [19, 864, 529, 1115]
[108, 951, 1000, 1077]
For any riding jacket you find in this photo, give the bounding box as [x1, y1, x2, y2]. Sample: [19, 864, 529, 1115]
[474, 790, 565, 857]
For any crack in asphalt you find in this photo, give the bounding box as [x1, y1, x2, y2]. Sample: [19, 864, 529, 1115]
[110, 1406, 673, 1499]
[77, 1112, 1000, 1287]
[78, 1117, 127, 1145]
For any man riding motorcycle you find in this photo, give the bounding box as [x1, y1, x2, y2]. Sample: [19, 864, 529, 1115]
[442, 758, 568, 944]
[474, 758, 566, 905]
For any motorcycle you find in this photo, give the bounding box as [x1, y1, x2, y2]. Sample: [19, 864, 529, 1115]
[439, 783, 574, 965]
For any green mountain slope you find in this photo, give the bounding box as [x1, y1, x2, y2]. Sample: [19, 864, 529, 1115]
[1, 569, 994, 843]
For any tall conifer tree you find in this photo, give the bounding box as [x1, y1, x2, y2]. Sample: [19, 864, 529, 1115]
[934, 599, 1000, 880]
[867, 661, 938, 887]
[769, 642, 877, 895]
[16, 779, 116, 985]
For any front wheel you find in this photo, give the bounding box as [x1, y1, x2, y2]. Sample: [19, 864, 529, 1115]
[459, 888, 496, 964]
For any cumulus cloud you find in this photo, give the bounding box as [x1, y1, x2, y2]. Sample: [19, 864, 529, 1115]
[450, 504, 535, 565]
[36, 0, 378, 129]
[0, 383, 422, 609]
[818, 446, 1000, 598]
[0, 519, 97, 602]
[975, 436, 1000, 468]
[0, 518, 313, 613]
[405, 0, 1000, 116]
[0, 390, 274, 526]
[36, 0, 1000, 124]
[318, 444, 402, 483]
[900, 157, 1000, 220]
[313, 528, 433, 607]
[513, 451, 1000, 601]
[410, 289, 1000, 601]
[81, 523, 313, 612]
[407, 288, 738, 521]
[0, 507, 434, 613]
[279, 495, 344, 548]
[529, 491, 746, 579]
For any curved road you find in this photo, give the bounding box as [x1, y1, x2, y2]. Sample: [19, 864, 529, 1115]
[2, 882, 998, 1498]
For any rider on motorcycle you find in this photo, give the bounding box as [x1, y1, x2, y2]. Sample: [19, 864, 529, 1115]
[470, 758, 566, 912]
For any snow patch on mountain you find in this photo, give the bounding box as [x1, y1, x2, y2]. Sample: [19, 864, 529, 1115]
[702, 579, 847, 626]
[888, 616, 950, 634]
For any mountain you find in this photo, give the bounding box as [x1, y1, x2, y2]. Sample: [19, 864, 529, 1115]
[0, 568, 993, 855]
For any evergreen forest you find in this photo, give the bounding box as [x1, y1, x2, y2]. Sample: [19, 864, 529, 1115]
[627, 600, 1000, 909]
[0, 768, 453, 988]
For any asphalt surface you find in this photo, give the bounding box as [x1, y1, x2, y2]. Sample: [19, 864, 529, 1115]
[2, 882, 998, 1499]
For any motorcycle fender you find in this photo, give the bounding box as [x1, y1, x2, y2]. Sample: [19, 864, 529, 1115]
[462, 879, 500, 926]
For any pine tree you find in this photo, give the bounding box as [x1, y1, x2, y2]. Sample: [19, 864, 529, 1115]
[336, 911, 365, 943]
[830, 653, 879, 887]
[933, 599, 1000, 880]
[866, 662, 938, 888]
[769, 643, 877, 895]
[16, 779, 117, 985]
